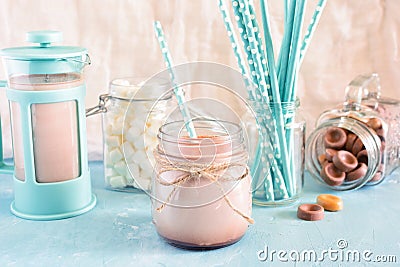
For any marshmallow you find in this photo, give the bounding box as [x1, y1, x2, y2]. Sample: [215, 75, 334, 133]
[109, 175, 127, 188]
[111, 122, 124, 136]
[121, 141, 135, 159]
[134, 137, 145, 150]
[127, 163, 140, 181]
[140, 160, 154, 178]
[105, 167, 119, 183]
[104, 153, 114, 168]
[109, 148, 123, 164]
[103, 90, 168, 190]
[124, 111, 136, 124]
[134, 104, 148, 117]
[106, 136, 121, 148]
[130, 117, 146, 131]
[125, 126, 141, 143]
[114, 160, 128, 177]
[134, 150, 147, 163]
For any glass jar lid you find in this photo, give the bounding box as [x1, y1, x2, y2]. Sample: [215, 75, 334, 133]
[0, 31, 87, 60]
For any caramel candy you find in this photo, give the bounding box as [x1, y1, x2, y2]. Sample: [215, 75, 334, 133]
[351, 138, 364, 155]
[325, 148, 337, 161]
[297, 204, 324, 221]
[321, 162, 345, 186]
[345, 133, 357, 151]
[370, 171, 383, 182]
[332, 150, 358, 172]
[346, 163, 368, 181]
[317, 194, 343, 212]
[319, 118, 387, 187]
[356, 150, 368, 165]
[367, 118, 383, 130]
[324, 127, 347, 149]
[318, 154, 328, 166]
[375, 128, 387, 144]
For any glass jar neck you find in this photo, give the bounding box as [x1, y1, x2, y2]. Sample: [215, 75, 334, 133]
[109, 77, 173, 101]
[306, 117, 381, 190]
[156, 120, 248, 163]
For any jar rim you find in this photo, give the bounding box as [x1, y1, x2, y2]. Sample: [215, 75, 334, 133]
[248, 98, 300, 107]
[158, 119, 243, 145]
[305, 116, 381, 190]
[109, 76, 173, 101]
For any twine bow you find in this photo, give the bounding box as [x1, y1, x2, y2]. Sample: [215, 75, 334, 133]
[153, 150, 254, 224]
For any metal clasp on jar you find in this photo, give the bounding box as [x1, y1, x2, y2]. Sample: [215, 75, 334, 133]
[86, 94, 110, 117]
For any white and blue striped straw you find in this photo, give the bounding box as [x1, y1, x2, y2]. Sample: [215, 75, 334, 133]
[153, 21, 197, 138]
[218, 0, 254, 99]
[299, 0, 327, 65]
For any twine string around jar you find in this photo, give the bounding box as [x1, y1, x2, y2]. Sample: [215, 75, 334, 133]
[153, 150, 254, 224]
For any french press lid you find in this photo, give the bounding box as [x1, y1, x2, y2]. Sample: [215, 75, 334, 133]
[0, 31, 90, 75]
[0, 31, 87, 59]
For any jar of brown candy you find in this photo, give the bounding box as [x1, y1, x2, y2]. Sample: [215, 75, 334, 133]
[306, 74, 400, 190]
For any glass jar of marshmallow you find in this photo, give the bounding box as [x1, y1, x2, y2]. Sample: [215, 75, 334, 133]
[101, 77, 173, 192]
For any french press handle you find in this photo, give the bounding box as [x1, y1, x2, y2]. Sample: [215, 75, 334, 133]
[0, 81, 14, 174]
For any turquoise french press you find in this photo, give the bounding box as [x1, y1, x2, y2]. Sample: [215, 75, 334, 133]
[0, 31, 96, 220]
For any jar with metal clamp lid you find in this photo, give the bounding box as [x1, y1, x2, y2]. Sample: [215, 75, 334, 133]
[306, 73, 400, 190]
[88, 77, 173, 191]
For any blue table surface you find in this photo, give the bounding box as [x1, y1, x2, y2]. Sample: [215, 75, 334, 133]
[1, 161, 399, 267]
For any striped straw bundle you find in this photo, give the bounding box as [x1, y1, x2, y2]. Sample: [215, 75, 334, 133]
[218, 0, 326, 201]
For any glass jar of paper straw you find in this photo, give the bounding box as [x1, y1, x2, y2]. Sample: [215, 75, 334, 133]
[250, 100, 305, 206]
[152, 119, 253, 249]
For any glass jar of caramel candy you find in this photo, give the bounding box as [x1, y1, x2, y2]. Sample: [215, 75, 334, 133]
[306, 74, 400, 190]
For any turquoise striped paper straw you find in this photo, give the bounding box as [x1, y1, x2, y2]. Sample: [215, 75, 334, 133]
[231, 2, 264, 99]
[153, 21, 197, 138]
[299, 0, 327, 66]
[245, 0, 276, 102]
[233, 0, 280, 157]
[217, 0, 253, 99]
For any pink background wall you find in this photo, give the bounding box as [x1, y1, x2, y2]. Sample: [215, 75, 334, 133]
[0, 0, 399, 160]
